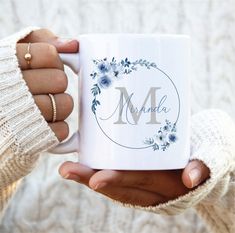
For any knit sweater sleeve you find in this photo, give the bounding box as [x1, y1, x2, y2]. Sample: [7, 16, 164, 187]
[0, 28, 59, 215]
[122, 109, 235, 233]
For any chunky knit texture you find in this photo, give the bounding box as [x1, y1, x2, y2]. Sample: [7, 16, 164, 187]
[120, 110, 235, 233]
[0, 28, 59, 215]
[0, 5, 234, 233]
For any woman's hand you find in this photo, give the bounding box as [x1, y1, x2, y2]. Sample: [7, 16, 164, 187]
[16, 29, 78, 141]
[58, 160, 210, 207]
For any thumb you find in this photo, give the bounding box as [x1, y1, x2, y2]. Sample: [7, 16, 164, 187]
[19, 28, 79, 53]
[182, 160, 210, 189]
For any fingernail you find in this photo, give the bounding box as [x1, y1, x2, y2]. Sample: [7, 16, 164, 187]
[62, 173, 70, 179]
[94, 182, 107, 190]
[61, 173, 80, 181]
[57, 38, 75, 44]
[189, 169, 201, 188]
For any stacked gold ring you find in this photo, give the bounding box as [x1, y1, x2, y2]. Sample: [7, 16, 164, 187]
[48, 94, 57, 123]
[24, 43, 32, 67]
[24, 43, 57, 123]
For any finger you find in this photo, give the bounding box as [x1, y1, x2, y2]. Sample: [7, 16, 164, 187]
[51, 38, 79, 53]
[93, 185, 165, 207]
[19, 28, 56, 43]
[58, 162, 166, 206]
[16, 43, 64, 70]
[58, 162, 96, 184]
[19, 28, 79, 53]
[182, 160, 210, 189]
[34, 93, 74, 121]
[88, 169, 189, 198]
[23, 69, 68, 94]
[49, 121, 69, 142]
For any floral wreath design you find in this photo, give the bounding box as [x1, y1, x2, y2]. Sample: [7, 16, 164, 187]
[90, 57, 178, 151]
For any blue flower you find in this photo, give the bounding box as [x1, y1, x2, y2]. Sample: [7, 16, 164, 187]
[97, 61, 110, 73]
[98, 75, 112, 89]
[155, 133, 166, 144]
[111, 64, 124, 78]
[168, 133, 177, 143]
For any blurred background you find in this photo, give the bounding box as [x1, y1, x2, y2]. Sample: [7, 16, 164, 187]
[0, 0, 234, 233]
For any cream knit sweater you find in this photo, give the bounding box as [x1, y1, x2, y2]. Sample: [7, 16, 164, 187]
[0, 28, 235, 233]
[0, 28, 59, 215]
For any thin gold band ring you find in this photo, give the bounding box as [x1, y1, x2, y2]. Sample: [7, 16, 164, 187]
[48, 94, 57, 123]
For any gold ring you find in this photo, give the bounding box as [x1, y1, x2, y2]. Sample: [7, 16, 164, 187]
[48, 94, 57, 123]
[24, 43, 32, 68]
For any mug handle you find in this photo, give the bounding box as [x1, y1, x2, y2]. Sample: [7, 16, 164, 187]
[49, 53, 80, 154]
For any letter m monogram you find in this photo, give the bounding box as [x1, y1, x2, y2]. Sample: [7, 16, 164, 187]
[114, 87, 161, 125]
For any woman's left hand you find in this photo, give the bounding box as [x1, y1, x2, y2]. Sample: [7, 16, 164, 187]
[58, 160, 210, 207]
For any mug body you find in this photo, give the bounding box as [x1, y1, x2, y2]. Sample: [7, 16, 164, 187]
[78, 34, 190, 170]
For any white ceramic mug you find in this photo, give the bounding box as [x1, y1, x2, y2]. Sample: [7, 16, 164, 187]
[51, 34, 191, 170]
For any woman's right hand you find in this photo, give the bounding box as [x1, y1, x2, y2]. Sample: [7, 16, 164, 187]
[16, 29, 78, 141]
